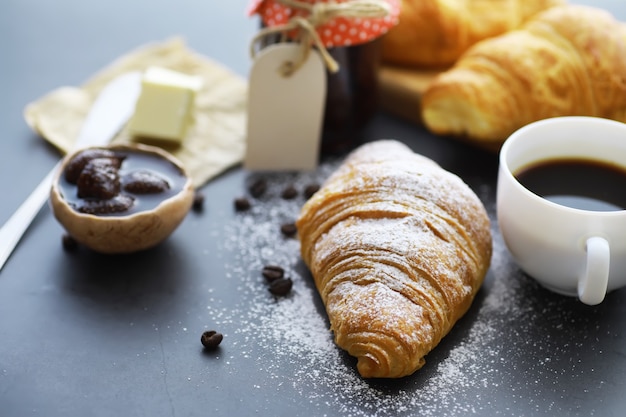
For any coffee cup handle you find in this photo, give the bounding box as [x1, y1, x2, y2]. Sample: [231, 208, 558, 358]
[578, 236, 610, 305]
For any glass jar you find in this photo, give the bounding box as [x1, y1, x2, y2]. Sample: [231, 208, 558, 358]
[249, 0, 399, 155]
[259, 31, 382, 154]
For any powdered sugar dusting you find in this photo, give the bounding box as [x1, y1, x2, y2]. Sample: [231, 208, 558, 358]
[202, 154, 606, 416]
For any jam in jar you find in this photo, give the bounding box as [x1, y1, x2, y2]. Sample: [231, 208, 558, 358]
[322, 38, 381, 154]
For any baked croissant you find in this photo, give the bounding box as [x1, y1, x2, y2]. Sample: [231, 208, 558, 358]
[421, 5, 626, 148]
[296, 140, 492, 378]
[382, 0, 565, 68]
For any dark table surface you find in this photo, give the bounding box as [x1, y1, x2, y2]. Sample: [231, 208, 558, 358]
[2, 1, 626, 416]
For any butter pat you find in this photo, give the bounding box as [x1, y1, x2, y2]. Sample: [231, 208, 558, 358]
[129, 66, 203, 144]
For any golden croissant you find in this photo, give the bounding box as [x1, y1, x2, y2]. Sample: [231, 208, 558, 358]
[382, 0, 564, 68]
[296, 140, 492, 378]
[421, 5, 626, 148]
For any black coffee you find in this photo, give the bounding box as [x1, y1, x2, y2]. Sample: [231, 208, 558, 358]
[515, 158, 626, 212]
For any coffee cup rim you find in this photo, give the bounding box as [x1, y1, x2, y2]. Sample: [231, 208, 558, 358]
[499, 116, 626, 216]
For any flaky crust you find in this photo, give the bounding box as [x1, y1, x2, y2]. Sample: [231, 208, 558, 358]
[296, 140, 492, 378]
[382, 0, 564, 68]
[421, 5, 626, 147]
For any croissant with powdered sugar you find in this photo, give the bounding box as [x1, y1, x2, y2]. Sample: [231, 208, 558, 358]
[296, 140, 492, 378]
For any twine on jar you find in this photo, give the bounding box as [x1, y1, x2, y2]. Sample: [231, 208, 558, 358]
[250, 0, 391, 76]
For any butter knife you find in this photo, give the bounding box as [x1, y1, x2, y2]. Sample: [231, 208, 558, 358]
[0, 71, 142, 272]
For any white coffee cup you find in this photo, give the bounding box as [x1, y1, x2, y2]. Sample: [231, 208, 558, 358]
[497, 116, 626, 305]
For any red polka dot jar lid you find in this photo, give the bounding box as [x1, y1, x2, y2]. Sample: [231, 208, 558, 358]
[247, 0, 400, 48]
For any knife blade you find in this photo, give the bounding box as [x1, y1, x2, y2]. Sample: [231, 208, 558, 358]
[0, 71, 142, 272]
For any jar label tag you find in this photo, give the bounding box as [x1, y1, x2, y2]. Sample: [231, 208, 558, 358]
[245, 43, 326, 171]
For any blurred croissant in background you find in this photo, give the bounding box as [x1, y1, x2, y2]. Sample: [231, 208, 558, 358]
[421, 5, 626, 148]
[382, 0, 565, 69]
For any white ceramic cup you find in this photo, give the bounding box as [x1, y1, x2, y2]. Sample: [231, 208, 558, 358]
[497, 116, 626, 305]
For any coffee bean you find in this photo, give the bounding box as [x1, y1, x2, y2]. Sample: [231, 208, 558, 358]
[248, 178, 267, 198]
[192, 191, 205, 212]
[269, 277, 293, 296]
[304, 183, 320, 199]
[281, 184, 298, 200]
[234, 197, 251, 211]
[201, 330, 223, 349]
[262, 265, 285, 282]
[280, 222, 297, 237]
[62, 234, 78, 251]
